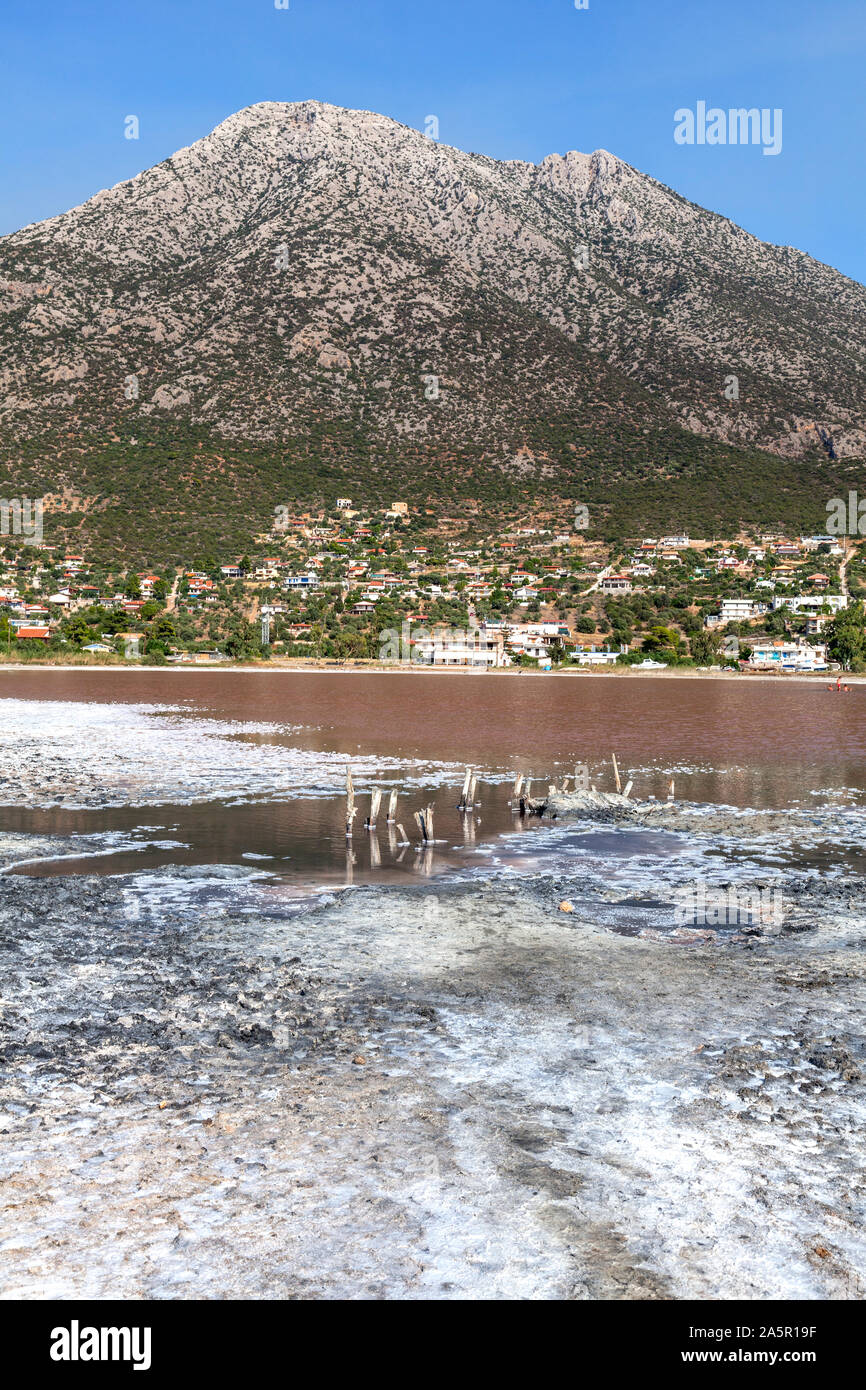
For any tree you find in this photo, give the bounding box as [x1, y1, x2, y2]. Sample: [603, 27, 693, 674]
[65, 614, 94, 647]
[825, 602, 866, 670]
[644, 625, 682, 654]
[102, 609, 128, 635]
[689, 630, 721, 665]
[224, 617, 261, 661]
[548, 636, 569, 665]
[151, 615, 176, 647]
[335, 630, 368, 659]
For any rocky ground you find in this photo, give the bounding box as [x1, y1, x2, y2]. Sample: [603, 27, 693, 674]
[1, 860, 864, 1300]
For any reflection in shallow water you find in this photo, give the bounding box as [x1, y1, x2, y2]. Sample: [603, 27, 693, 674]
[4, 784, 862, 893]
[1, 669, 863, 886]
[0, 780, 674, 885]
[2, 667, 866, 808]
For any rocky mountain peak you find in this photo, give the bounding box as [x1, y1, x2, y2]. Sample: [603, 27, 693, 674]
[0, 99, 863, 489]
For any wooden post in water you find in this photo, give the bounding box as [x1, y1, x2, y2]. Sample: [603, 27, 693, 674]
[511, 773, 524, 807]
[346, 768, 357, 838]
[365, 788, 382, 830]
[413, 804, 435, 842]
[612, 754, 622, 795]
[468, 774, 478, 807]
[668, 778, 675, 801]
[623, 780, 634, 800]
[459, 768, 472, 811]
[387, 789, 399, 823]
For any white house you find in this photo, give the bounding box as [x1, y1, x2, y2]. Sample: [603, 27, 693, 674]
[748, 641, 828, 672]
[799, 535, 838, 551]
[284, 573, 320, 590]
[571, 646, 623, 666]
[507, 621, 567, 639]
[708, 598, 765, 625]
[772, 594, 847, 614]
[412, 629, 509, 667]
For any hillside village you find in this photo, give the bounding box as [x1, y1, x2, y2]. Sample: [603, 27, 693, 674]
[2, 497, 865, 673]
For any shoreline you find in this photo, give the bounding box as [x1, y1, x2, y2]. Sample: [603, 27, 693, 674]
[0, 661, 862, 685]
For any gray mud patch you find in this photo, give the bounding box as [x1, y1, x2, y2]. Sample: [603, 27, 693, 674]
[1, 870, 865, 1299]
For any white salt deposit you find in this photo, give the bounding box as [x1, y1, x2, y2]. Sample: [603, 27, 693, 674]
[0, 698, 464, 809]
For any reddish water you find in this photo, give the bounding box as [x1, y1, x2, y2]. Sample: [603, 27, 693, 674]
[0, 668, 860, 803]
[0, 669, 860, 881]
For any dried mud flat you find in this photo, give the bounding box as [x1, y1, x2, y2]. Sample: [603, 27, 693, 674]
[1, 864, 865, 1301]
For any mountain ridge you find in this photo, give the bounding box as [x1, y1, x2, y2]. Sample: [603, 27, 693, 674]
[0, 100, 863, 559]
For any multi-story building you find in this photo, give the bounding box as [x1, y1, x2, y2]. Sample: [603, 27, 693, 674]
[411, 627, 508, 668]
[748, 641, 828, 672]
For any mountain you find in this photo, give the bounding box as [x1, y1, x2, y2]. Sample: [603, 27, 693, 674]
[0, 100, 863, 560]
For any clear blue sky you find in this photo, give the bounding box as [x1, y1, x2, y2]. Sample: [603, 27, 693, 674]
[1, 0, 863, 283]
